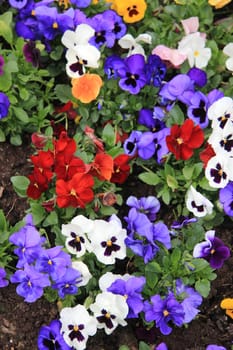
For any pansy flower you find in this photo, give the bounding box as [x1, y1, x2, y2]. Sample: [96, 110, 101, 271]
[186, 185, 213, 217]
[144, 292, 185, 335]
[193, 230, 230, 269]
[61, 214, 93, 257]
[187, 91, 209, 128]
[87, 218, 127, 265]
[166, 119, 204, 160]
[159, 74, 195, 105]
[220, 298, 233, 319]
[205, 155, 233, 188]
[208, 122, 233, 156]
[223, 42, 233, 71]
[208, 0, 232, 9]
[110, 154, 131, 184]
[113, 0, 147, 23]
[90, 292, 128, 334]
[145, 54, 167, 87]
[72, 261, 92, 287]
[87, 11, 116, 49]
[38, 319, 71, 350]
[117, 54, 147, 94]
[207, 96, 233, 130]
[206, 346, 227, 350]
[123, 130, 142, 157]
[0, 92, 10, 119]
[219, 181, 233, 216]
[104, 55, 125, 79]
[0, 267, 9, 288]
[118, 33, 152, 57]
[10, 264, 50, 303]
[126, 195, 160, 222]
[52, 267, 81, 298]
[71, 73, 103, 103]
[60, 304, 97, 350]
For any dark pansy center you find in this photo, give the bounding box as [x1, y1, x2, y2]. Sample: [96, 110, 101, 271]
[70, 57, 87, 75]
[69, 231, 85, 251]
[125, 72, 139, 87]
[192, 100, 206, 123]
[210, 163, 227, 183]
[217, 113, 230, 129]
[43, 332, 61, 350]
[97, 309, 116, 329]
[68, 324, 85, 342]
[95, 31, 106, 44]
[191, 201, 204, 212]
[101, 236, 120, 256]
[219, 134, 233, 152]
[127, 5, 139, 17]
[126, 139, 136, 153]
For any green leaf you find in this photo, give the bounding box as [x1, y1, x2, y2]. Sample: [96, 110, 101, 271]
[0, 12, 13, 44]
[55, 84, 72, 103]
[170, 247, 181, 267]
[12, 107, 29, 123]
[139, 341, 151, 350]
[43, 211, 58, 227]
[10, 176, 29, 197]
[0, 129, 6, 142]
[0, 70, 12, 91]
[0, 210, 7, 233]
[10, 134, 22, 146]
[195, 279, 211, 298]
[31, 203, 46, 225]
[162, 188, 171, 205]
[166, 174, 178, 190]
[119, 346, 130, 350]
[102, 123, 115, 147]
[138, 172, 161, 186]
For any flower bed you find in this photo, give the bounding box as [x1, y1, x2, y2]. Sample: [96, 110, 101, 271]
[0, 0, 233, 349]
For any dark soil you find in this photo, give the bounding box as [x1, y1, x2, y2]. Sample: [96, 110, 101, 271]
[0, 136, 232, 350]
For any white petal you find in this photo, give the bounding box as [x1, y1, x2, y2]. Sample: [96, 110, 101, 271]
[223, 43, 233, 57]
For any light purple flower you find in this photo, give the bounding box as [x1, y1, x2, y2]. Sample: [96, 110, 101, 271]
[38, 319, 72, 350]
[144, 292, 185, 335]
[0, 92, 10, 119]
[193, 230, 230, 269]
[206, 346, 226, 350]
[10, 264, 50, 302]
[126, 195, 160, 221]
[219, 181, 233, 217]
[52, 267, 81, 298]
[0, 267, 9, 288]
[175, 279, 202, 323]
[108, 276, 146, 318]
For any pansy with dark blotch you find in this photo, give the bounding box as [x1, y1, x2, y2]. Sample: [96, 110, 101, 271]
[126, 195, 160, 221]
[219, 181, 233, 217]
[145, 54, 167, 88]
[123, 130, 142, 156]
[193, 230, 230, 269]
[117, 54, 147, 94]
[38, 319, 72, 350]
[138, 108, 166, 131]
[87, 10, 115, 49]
[104, 55, 125, 79]
[187, 91, 209, 129]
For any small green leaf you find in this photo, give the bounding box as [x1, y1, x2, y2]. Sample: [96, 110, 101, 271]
[195, 279, 211, 298]
[0, 12, 13, 44]
[139, 341, 151, 350]
[138, 172, 161, 186]
[102, 123, 115, 147]
[11, 176, 29, 197]
[43, 211, 58, 227]
[12, 107, 29, 123]
[166, 174, 178, 190]
[55, 84, 72, 103]
[0, 129, 6, 142]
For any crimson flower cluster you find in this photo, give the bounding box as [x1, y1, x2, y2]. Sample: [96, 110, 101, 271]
[27, 131, 131, 209]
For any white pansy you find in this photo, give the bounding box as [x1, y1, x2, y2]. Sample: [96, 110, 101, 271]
[207, 96, 233, 130]
[60, 304, 97, 350]
[178, 32, 211, 68]
[87, 219, 127, 265]
[61, 215, 94, 257]
[89, 292, 128, 335]
[61, 23, 95, 50]
[186, 185, 213, 217]
[205, 155, 233, 188]
[223, 43, 233, 71]
[208, 122, 233, 156]
[118, 33, 152, 57]
[72, 261, 92, 287]
[65, 44, 101, 78]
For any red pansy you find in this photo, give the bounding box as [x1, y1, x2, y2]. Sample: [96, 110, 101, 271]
[110, 154, 131, 184]
[200, 142, 216, 168]
[27, 168, 49, 199]
[55, 155, 86, 180]
[88, 153, 114, 181]
[56, 173, 94, 208]
[30, 150, 54, 181]
[166, 119, 204, 160]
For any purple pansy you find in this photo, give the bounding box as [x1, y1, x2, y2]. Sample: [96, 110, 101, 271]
[9, 0, 28, 9]
[70, 0, 91, 7]
[35, 246, 71, 281]
[38, 319, 72, 350]
[104, 55, 125, 79]
[126, 195, 160, 221]
[52, 267, 81, 298]
[175, 279, 202, 323]
[138, 108, 166, 131]
[187, 67, 207, 87]
[10, 264, 50, 302]
[159, 74, 195, 105]
[171, 215, 197, 229]
[0, 267, 9, 288]
[144, 292, 185, 335]
[206, 346, 227, 350]
[88, 11, 115, 49]
[145, 54, 167, 87]
[219, 181, 233, 217]
[187, 91, 209, 128]
[123, 130, 142, 157]
[117, 54, 147, 94]
[193, 230, 230, 269]
[108, 276, 146, 318]
[0, 92, 10, 119]
[155, 343, 168, 350]
[9, 214, 45, 268]
[23, 40, 41, 67]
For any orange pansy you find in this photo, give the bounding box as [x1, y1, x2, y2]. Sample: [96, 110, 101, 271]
[71, 73, 103, 104]
[113, 0, 147, 23]
[220, 298, 233, 319]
